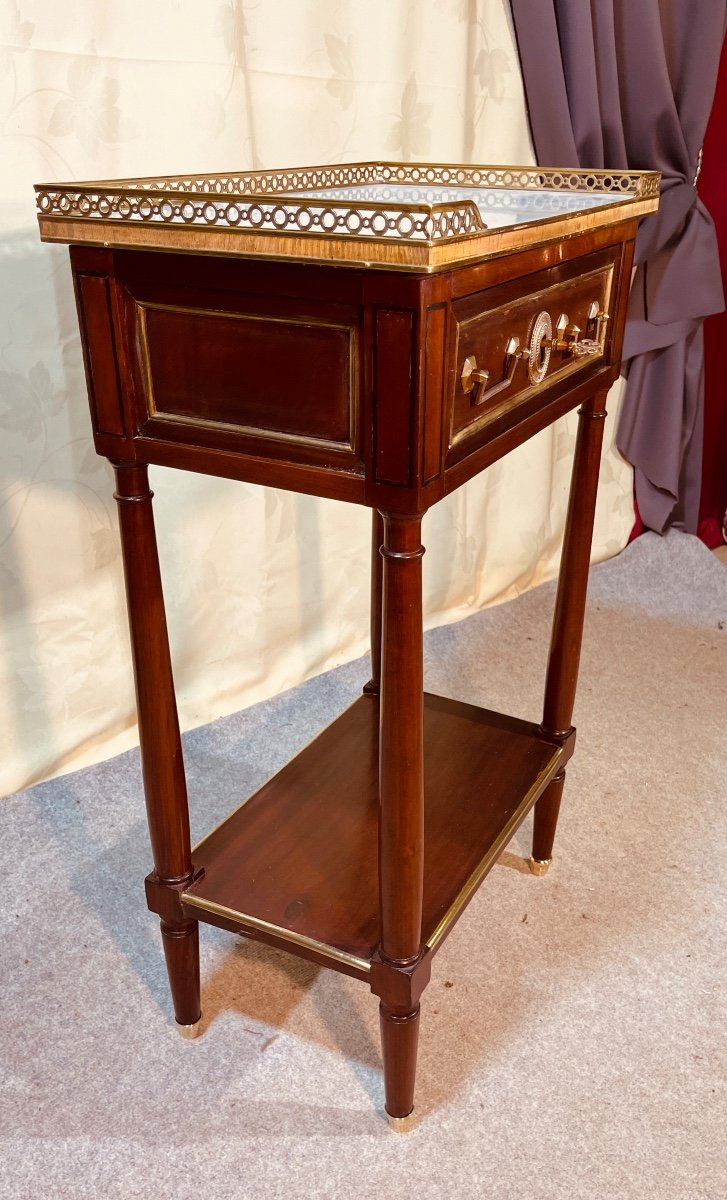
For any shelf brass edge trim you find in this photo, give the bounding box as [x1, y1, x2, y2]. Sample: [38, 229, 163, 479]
[181, 891, 372, 976]
[425, 746, 564, 954]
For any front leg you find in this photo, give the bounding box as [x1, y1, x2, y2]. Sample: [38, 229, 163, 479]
[113, 462, 201, 1035]
[376, 512, 425, 1121]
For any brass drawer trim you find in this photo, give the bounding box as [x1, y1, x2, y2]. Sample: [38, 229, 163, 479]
[450, 264, 614, 450]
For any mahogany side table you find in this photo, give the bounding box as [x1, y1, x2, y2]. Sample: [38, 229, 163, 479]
[36, 162, 659, 1126]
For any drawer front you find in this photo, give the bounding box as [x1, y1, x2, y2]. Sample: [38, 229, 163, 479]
[132, 293, 361, 469]
[448, 252, 617, 457]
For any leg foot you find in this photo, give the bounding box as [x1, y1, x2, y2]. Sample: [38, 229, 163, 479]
[538, 393, 608, 867]
[386, 1109, 418, 1132]
[528, 856, 552, 876]
[161, 919, 201, 1028]
[176, 1018, 202, 1040]
[114, 465, 199, 1033]
[380, 1002, 420, 1120]
[531, 769, 566, 866]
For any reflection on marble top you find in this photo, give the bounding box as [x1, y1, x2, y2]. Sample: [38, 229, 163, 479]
[295, 184, 630, 228]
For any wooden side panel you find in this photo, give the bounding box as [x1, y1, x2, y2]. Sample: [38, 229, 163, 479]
[138, 302, 356, 451]
[75, 273, 125, 436]
[374, 309, 414, 486]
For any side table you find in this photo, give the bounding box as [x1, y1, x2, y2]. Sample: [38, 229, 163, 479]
[35, 162, 659, 1125]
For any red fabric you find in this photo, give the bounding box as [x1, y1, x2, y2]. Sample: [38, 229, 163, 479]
[628, 497, 645, 543]
[698, 35, 727, 547]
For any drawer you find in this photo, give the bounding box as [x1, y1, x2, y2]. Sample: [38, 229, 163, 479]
[447, 250, 618, 458]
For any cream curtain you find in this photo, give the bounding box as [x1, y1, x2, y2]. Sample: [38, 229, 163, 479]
[0, 0, 634, 797]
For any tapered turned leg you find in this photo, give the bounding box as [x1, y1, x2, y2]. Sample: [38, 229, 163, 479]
[113, 462, 201, 1033]
[530, 770, 565, 873]
[364, 510, 384, 695]
[380, 1003, 420, 1124]
[378, 513, 425, 1119]
[531, 392, 608, 873]
[161, 920, 201, 1033]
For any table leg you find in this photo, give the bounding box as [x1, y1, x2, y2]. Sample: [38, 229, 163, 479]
[531, 390, 608, 874]
[378, 513, 425, 1121]
[113, 463, 201, 1035]
[364, 510, 384, 696]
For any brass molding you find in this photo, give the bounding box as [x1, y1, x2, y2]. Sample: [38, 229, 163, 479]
[425, 745, 564, 953]
[181, 890, 372, 976]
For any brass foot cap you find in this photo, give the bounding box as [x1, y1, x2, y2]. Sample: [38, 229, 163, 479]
[176, 1018, 202, 1040]
[528, 856, 552, 877]
[386, 1108, 416, 1132]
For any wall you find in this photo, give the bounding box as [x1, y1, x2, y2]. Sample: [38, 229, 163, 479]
[0, 0, 634, 795]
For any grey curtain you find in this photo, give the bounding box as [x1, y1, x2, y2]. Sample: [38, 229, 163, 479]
[509, 0, 727, 532]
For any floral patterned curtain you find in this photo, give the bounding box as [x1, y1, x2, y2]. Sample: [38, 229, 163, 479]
[0, 0, 635, 796]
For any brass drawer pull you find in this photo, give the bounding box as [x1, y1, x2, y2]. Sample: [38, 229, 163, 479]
[461, 336, 530, 407]
[461, 301, 610, 407]
[552, 302, 609, 357]
[587, 299, 610, 344]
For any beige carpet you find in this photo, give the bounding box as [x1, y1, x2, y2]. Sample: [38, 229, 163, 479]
[2, 531, 725, 1199]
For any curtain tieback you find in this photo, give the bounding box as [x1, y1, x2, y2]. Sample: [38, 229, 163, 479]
[624, 178, 724, 347]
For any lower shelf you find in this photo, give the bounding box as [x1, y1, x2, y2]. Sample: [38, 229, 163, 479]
[182, 692, 568, 977]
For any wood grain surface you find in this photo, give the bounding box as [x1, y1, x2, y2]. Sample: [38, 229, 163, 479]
[183, 693, 567, 965]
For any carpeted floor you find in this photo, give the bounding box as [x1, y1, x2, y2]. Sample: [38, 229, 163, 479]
[2, 531, 725, 1200]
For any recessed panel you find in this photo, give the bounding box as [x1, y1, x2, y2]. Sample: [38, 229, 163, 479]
[138, 301, 357, 455]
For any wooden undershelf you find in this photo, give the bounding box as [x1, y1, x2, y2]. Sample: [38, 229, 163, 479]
[182, 693, 569, 978]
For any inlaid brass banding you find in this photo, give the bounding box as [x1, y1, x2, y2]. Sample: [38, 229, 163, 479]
[112, 492, 151, 504]
[425, 745, 564, 953]
[181, 891, 372, 976]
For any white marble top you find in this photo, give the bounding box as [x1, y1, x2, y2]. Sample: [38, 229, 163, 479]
[295, 183, 631, 229]
[35, 163, 658, 267]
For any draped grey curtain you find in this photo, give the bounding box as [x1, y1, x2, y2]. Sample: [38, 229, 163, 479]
[509, 0, 727, 532]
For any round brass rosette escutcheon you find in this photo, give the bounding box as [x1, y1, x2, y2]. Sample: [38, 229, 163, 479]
[527, 311, 553, 385]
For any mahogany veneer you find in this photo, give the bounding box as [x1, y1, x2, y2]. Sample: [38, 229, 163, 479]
[37, 161, 658, 1127]
[182, 693, 571, 971]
